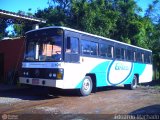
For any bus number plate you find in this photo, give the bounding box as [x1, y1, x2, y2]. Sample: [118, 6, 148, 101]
[32, 79, 39, 85]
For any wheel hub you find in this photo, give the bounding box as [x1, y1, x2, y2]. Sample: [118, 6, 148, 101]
[83, 79, 90, 90]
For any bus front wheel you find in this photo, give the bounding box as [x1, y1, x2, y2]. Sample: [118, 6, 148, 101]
[79, 76, 93, 96]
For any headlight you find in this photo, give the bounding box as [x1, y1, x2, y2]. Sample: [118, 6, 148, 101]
[23, 72, 26, 75]
[23, 71, 29, 76]
[26, 72, 29, 76]
[49, 73, 52, 77]
[53, 73, 56, 77]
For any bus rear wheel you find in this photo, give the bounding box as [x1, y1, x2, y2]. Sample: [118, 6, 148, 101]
[79, 76, 93, 96]
[124, 75, 138, 90]
[131, 75, 138, 90]
[125, 75, 138, 90]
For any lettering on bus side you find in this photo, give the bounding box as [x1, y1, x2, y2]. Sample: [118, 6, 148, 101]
[107, 61, 133, 85]
[115, 63, 129, 70]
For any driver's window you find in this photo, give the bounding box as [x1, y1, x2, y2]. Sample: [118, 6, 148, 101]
[66, 37, 79, 54]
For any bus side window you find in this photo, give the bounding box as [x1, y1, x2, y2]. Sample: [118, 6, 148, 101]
[107, 45, 114, 58]
[134, 51, 136, 62]
[127, 49, 131, 61]
[145, 53, 151, 64]
[136, 52, 141, 62]
[115, 47, 121, 59]
[142, 53, 144, 63]
[81, 40, 90, 55]
[144, 53, 147, 63]
[149, 55, 152, 64]
[121, 48, 125, 60]
[99, 43, 107, 57]
[65, 36, 80, 63]
[66, 37, 79, 54]
[66, 37, 71, 51]
[81, 40, 98, 56]
[90, 42, 98, 56]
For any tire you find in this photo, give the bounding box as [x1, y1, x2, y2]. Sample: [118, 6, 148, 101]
[125, 75, 137, 90]
[130, 75, 138, 90]
[79, 76, 93, 96]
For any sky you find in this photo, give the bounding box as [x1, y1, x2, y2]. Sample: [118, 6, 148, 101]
[0, 0, 49, 14]
[135, 0, 153, 15]
[0, 0, 153, 15]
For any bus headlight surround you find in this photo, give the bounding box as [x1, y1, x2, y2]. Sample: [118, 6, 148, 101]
[56, 68, 64, 79]
[47, 68, 64, 79]
[23, 71, 29, 76]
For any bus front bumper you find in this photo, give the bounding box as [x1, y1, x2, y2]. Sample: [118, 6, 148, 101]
[19, 77, 64, 89]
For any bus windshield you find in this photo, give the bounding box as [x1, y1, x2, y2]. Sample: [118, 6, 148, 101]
[24, 29, 63, 62]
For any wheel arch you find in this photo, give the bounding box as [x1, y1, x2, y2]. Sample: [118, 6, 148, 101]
[134, 73, 139, 84]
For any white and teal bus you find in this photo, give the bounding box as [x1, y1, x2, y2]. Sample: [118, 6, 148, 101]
[19, 26, 153, 96]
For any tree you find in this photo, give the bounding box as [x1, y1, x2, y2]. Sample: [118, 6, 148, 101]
[113, 0, 144, 45]
[0, 19, 8, 40]
[13, 10, 33, 37]
[37, 0, 119, 38]
[145, 0, 160, 80]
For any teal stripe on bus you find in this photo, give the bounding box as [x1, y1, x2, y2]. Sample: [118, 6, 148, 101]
[75, 61, 147, 88]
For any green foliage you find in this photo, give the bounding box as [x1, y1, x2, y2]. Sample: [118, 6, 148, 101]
[145, 0, 160, 80]
[0, 20, 7, 40]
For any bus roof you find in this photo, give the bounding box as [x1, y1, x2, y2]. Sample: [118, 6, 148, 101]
[26, 26, 152, 52]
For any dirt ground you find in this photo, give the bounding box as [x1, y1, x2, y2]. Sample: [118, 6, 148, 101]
[0, 81, 160, 120]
